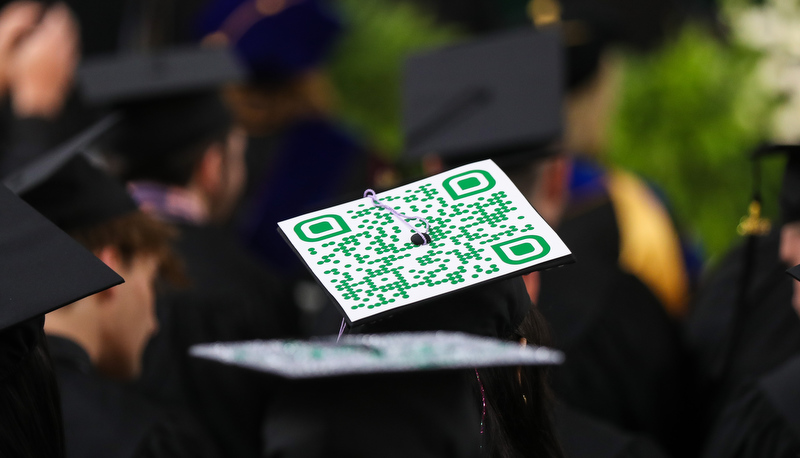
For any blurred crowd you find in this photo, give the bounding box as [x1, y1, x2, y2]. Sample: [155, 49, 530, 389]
[1, 0, 800, 457]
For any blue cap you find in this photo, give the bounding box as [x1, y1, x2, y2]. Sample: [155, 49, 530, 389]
[195, 0, 342, 81]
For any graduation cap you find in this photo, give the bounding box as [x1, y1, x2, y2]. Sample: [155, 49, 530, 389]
[192, 331, 562, 456]
[191, 331, 563, 378]
[19, 155, 139, 233]
[194, 0, 342, 81]
[77, 47, 246, 105]
[3, 114, 121, 194]
[402, 27, 564, 165]
[278, 159, 573, 327]
[76, 47, 244, 178]
[1, 113, 138, 233]
[0, 183, 123, 378]
[194, 333, 547, 456]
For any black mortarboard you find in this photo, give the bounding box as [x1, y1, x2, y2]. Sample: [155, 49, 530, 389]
[77, 47, 246, 105]
[752, 144, 800, 224]
[402, 27, 563, 166]
[278, 159, 573, 327]
[191, 331, 563, 379]
[1, 113, 138, 232]
[0, 183, 123, 377]
[77, 47, 243, 178]
[15, 155, 138, 233]
[788, 264, 800, 282]
[3, 114, 121, 195]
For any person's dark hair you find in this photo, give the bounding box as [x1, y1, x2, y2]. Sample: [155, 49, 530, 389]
[478, 305, 565, 458]
[119, 128, 231, 187]
[68, 211, 184, 285]
[0, 325, 65, 458]
[104, 92, 234, 187]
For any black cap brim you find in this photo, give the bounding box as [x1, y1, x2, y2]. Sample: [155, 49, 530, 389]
[0, 184, 123, 329]
[78, 46, 246, 106]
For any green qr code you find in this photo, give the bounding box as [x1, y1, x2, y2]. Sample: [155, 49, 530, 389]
[306, 182, 540, 311]
[281, 160, 570, 323]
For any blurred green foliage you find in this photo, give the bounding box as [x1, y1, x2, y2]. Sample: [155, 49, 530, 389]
[328, 0, 461, 158]
[608, 25, 784, 262]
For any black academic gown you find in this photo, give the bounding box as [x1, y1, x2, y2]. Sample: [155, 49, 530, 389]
[684, 229, 800, 436]
[136, 222, 301, 458]
[555, 405, 672, 458]
[48, 335, 219, 458]
[700, 355, 800, 458]
[538, 201, 687, 454]
[263, 370, 481, 458]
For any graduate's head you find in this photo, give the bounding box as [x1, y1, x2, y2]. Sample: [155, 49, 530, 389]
[218, 331, 562, 457]
[195, 0, 342, 135]
[350, 275, 559, 458]
[20, 155, 180, 380]
[76, 47, 250, 223]
[195, 0, 342, 83]
[61, 211, 179, 380]
[751, 146, 800, 315]
[107, 91, 248, 223]
[0, 182, 122, 457]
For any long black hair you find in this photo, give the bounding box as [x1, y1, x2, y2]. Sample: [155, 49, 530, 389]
[478, 305, 565, 458]
[0, 324, 65, 458]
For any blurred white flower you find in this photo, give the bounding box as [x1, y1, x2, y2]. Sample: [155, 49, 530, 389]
[731, 0, 800, 140]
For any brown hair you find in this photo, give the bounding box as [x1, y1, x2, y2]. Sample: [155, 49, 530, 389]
[68, 211, 184, 285]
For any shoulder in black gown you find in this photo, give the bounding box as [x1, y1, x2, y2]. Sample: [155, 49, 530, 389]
[48, 335, 219, 458]
[539, 200, 687, 454]
[555, 404, 672, 458]
[700, 354, 800, 458]
[684, 229, 800, 446]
